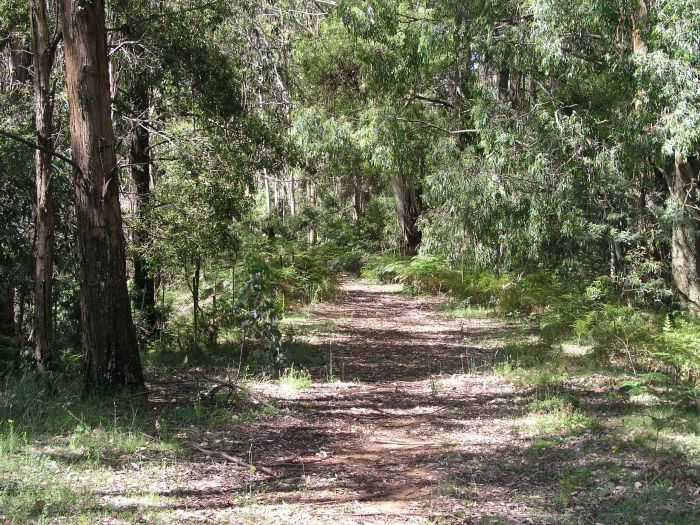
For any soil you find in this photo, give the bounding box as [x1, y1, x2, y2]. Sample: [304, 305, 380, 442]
[98, 280, 699, 524]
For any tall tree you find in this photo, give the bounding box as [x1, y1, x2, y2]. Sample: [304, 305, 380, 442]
[61, 0, 143, 392]
[125, 65, 156, 329]
[29, 0, 57, 374]
[632, 0, 700, 314]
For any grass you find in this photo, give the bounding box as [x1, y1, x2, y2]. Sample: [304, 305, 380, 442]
[437, 300, 700, 523]
[3, 269, 700, 524]
[278, 364, 312, 392]
[442, 298, 495, 320]
[516, 393, 595, 436]
[0, 451, 102, 524]
[0, 367, 279, 524]
[621, 408, 700, 465]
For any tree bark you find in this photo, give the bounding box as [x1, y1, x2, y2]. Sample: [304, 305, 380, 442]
[8, 31, 32, 86]
[307, 177, 317, 246]
[192, 258, 201, 337]
[631, 0, 700, 315]
[353, 173, 364, 221]
[391, 171, 422, 256]
[263, 168, 272, 216]
[669, 154, 700, 315]
[30, 0, 56, 374]
[61, 0, 144, 392]
[127, 78, 156, 329]
[288, 173, 296, 216]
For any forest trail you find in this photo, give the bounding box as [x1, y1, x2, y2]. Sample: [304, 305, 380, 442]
[88, 280, 700, 523]
[119, 280, 529, 524]
[242, 280, 520, 524]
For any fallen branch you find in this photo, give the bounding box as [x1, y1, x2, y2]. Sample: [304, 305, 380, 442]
[192, 445, 279, 477]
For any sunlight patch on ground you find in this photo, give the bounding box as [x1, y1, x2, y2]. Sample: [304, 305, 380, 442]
[561, 341, 594, 356]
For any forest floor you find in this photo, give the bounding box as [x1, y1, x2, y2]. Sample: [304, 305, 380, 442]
[2, 280, 699, 524]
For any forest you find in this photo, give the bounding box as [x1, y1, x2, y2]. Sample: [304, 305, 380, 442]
[0, 0, 699, 523]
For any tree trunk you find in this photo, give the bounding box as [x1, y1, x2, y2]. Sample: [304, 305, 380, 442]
[30, 0, 56, 374]
[0, 286, 15, 337]
[192, 258, 201, 337]
[127, 79, 156, 330]
[273, 178, 280, 216]
[289, 172, 296, 216]
[8, 31, 31, 86]
[61, 0, 144, 392]
[669, 154, 700, 315]
[353, 173, 363, 221]
[263, 168, 271, 216]
[391, 171, 422, 256]
[307, 177, 317, 246]
[631, 0, 700, 315]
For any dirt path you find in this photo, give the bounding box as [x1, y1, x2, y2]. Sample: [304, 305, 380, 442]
[99, 280, 700, 524]
[241, 282, 515, 521]
[128, 280, 525, 524]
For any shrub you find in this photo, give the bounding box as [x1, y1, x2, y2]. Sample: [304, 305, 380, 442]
[452, 271, 506, 306]
[0, 336, 19, 374]
[573, 304, 658, 361]
[264, 244, 340, 305]
[497, 272, 563, 316]
[656, 317, 700, 381]
[312, 244, 365, 276]
[361, 254, 409, 282]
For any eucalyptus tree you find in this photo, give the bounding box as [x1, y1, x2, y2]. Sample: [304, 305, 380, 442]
[293, 0, 470, 254]
[108, 0, 252, 329]
[630, 0, 700, 313]
[1, 2, 34, 340]
[29, 0, 60, 373]
[61, 0, 143, 391]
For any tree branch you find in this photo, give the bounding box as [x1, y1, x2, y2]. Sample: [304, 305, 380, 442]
[0, 129, 80, 173]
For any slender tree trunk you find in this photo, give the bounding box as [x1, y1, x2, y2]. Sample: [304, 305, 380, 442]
[0, 286, 15, 337]
[631, 0, 700, 314]
[61, 0, 144, 392]
[307, 177, 317, 246]
[274, 178, 283, 217]
[353, 173, 363, 220]
[289, 173, 296, 216]
[8, 31, 31, 86]
[30, 0, 56, 374]
[192, 258, 201, 337]
[263, 168, 271, 216]
[391, 171, 422, 256]
[127, 79, 156, 329]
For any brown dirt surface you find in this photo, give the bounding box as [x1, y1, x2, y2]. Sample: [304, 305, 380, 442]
[99, 280, 700, 525]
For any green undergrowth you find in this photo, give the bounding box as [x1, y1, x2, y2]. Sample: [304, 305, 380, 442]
[278, 364, 312, 392]
[442, 339, 699, 523]
[0, 369, 276, 524]
[142, 242, 364, 372]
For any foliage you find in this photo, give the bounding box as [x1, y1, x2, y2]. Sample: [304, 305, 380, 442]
[230, 265, 284, 367]
[657, 317, 700, 381]
[574, 305, 658, 360]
